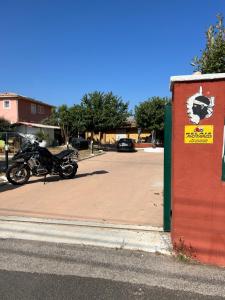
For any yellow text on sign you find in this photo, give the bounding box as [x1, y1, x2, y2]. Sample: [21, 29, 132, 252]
[184, 125, 214, 144]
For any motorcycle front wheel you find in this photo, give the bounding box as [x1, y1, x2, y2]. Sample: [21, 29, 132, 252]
[6, 164, 30, 185]
[59, 164, 77, 179]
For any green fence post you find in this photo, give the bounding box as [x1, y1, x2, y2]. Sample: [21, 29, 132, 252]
[163, 103, 172, 232]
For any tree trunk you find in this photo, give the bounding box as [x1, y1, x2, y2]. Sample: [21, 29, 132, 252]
[65, 136, 69, 145]
[151, 130, 156, 145]
[99, 132, 102, 144]
[62, 126, 69, 146]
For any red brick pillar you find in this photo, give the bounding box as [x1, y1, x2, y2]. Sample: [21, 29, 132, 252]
[170, 74, 225, 266]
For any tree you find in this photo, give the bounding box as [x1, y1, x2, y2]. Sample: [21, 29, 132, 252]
[69, 104, 86, 137]
[81, 91, 129, 140]
[134, 97, 170, 144]
[0, 117, 11, 132]
[44, 105, 86, 144]
[191, 14, 225, 73]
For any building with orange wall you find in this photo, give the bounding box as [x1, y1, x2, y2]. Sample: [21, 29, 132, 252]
[85, 116, 151, 144]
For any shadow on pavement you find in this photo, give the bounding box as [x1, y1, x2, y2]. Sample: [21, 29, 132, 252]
[0, 170, 109, 193]
[76, 170, 109, 178]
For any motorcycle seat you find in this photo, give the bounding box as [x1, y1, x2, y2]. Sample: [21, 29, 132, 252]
[53, 149, 74, 160]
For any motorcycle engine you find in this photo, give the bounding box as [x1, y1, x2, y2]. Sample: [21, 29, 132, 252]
[28, 156, 48, 176]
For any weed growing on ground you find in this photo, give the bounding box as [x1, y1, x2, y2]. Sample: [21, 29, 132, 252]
[174, 237, 197, 263]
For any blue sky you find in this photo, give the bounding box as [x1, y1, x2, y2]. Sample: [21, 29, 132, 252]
[0, 0, 224, 110]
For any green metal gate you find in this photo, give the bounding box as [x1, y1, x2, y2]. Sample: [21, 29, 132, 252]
[163, 103, 172, 232]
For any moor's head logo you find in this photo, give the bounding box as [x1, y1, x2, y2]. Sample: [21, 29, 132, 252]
[187, 86, 215, 124]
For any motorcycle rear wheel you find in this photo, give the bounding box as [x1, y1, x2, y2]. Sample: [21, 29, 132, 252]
[59, 164, 77, 179]
[6, 164, 30, 185]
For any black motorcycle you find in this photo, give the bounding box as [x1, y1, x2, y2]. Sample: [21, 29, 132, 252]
[6, 140, 78, 185]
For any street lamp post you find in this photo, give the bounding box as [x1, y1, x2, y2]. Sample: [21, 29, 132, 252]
[4, 132, 9, 171]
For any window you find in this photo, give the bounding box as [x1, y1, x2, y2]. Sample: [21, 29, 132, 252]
[31, 103, 37, 114]
[3, 100, 11, 109]
[38, 105, 45, 114]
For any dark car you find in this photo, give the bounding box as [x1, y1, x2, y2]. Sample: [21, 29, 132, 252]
[70, 137, 89, 150]
[117, 138, 135, 152]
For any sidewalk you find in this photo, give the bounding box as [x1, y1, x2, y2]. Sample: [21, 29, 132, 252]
[0, 151, 167, 254]
[0, 216, 171, 255]
[0, 152, 163, 226]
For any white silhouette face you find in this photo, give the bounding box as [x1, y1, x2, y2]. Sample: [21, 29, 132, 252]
[187, 86, 215, 124]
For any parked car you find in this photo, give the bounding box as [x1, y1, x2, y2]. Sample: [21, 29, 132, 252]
[117, 138, 135, 152]
[70, 137, 89, 150]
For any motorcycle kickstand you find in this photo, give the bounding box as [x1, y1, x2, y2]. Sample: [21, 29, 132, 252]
[44, 174, 47, 185]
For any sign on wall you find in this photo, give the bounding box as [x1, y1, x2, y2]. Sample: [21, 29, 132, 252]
[186, 86, 215, 125]
[184, 125, 214, 144]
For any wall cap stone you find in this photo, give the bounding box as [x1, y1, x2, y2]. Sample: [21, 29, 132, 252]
[170, 73, 225, 91]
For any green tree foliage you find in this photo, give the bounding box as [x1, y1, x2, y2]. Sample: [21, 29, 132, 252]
[134, 97, 170, 143]
[192, 14, 225, 73]
[69, 104, 86, 136]
[44, 105, 86, 144]
[81, 91, 129, 138]
[45, 92, 128, 144]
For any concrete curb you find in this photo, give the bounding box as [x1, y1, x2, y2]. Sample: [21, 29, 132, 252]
[0, 216, 163, 232]
[0, 216, 172, 255]
[144, 148, 164, 153]
[78, 150, 105, 162]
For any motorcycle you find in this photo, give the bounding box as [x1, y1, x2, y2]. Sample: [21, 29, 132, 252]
[6, 140, 78, 185]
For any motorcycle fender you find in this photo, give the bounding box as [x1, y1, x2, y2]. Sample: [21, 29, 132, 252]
[72, 161, 78, 169]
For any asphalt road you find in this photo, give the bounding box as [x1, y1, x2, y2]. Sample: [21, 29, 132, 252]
[0, 239, 225, 299]
[0, 270, 223, 300]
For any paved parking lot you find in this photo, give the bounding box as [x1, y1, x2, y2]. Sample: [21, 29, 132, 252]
[0, 151, 163, 227]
